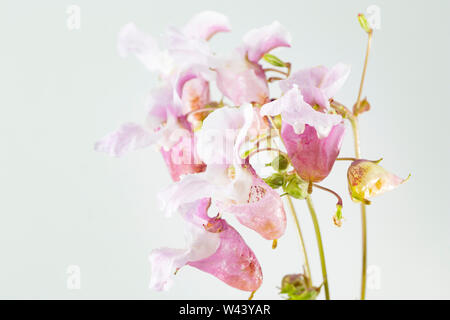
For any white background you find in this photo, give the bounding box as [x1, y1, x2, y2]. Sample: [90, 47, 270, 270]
[1, 0, 449, 299]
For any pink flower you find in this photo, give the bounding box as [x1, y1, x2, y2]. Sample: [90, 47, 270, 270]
[159, 105, 286, 240]
[260, 86, 343, 138]
[149, 198, 263, 292]
[261, 86, 345, 183]
[282, 122, 345, 183]
[279, 63, 350, 109]
[215, 21, 291, 105]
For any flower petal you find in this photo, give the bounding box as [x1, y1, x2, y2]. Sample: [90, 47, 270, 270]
[149, 199, 220, 291]
[242, 21, 292, 63]
[95, 123, 156, 157]
[279, 63, 351, 108]
[282, 123, 345, 182]
[215, 55, 269, 105]
[217, 166, 287, 240]
[260, 86, 342, 138]
[182, 11, 231, 40]
[150, 198, 263, 292]
[118, 23, 172, 73]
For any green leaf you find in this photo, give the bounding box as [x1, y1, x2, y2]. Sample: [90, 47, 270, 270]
[263, 53, 287, 67]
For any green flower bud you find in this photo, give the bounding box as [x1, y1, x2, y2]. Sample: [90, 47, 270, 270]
[263, 53, 287, 67]
[283, 174, 308, 199]
[270, 154, 289, 171]
[358, 13, 372, 33]
[280, 274, 320, 300]
[263, 172, 285, 189]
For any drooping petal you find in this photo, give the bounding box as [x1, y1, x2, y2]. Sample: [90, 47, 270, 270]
[149, 199, 221, 291]
[149, 198, 263, 292]
[182, 11, 231, 40]
[260, 86, 342, 138]
[279, 63, 350, 108]
[118, 23, 173, 74]
[242, 21, 292, 63]
[215, 55, 269, 105]
[282, 122, 345, 183]
[189, 216, 263, 291]
[94, 123, 156, 157]
[347, 160, 409, 203]
[216, 166, 287, 240]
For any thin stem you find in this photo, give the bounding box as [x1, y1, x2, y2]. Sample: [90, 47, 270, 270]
[352, 30, 373, 300]
[306, 194, 330, 300]
[286, 195, 312, 287]
[312, 184, 343, 207]
[336, 157, 358, 162]
[360, 204, 367, 300]
[263, 68, 288, 77]
[354, 31, 373, 114]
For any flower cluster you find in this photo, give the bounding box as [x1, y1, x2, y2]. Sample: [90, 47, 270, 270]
[96, 11, 409, 299]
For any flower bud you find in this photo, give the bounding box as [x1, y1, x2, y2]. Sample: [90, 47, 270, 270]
[269, 154, 289, 171]
[263, 53, 287, 67]
[283, 174, 308, 199]
[347, 159, 410, 204]
[263, 172, 285, 189]
[280, 274, 319, 300]
[358, 13, 372, 33]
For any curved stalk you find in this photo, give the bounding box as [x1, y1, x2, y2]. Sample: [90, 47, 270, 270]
[306, 194, 330, 300]
[286, 195, 312, 287]
[352, 30, 373, 300]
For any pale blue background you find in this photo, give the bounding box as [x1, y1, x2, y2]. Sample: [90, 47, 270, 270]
[0, 0, 449, 299]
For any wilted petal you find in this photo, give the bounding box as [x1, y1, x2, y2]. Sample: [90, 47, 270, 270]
[260, 86, 342, 138]
[95, 123, 156, 157]
[242, 21, 292, 63]
[347, 160, 409, 203]
[217, 166, 287, 240]
[182, 11, 231, 40]
[282, 122, 345, 183]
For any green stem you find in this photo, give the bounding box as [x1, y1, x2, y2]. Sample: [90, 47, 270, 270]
[306, 194, 330, 300]
[286, 195, 312, 287]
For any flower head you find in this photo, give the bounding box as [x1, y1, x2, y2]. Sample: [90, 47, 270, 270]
[149, 198, 262, 292]
[347, 160, 410, 204]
